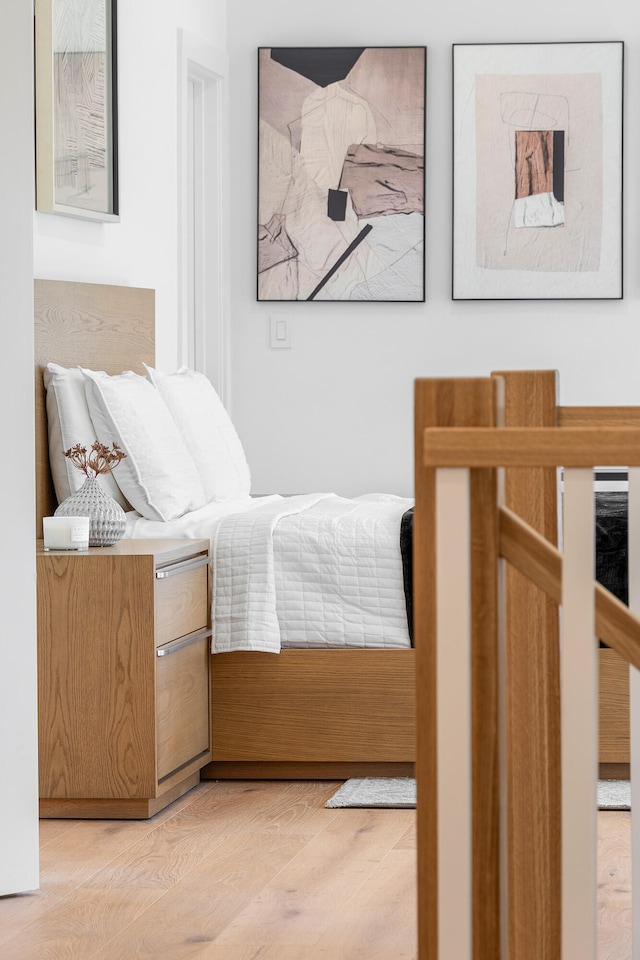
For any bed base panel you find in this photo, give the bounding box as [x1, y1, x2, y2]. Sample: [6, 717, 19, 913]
[207, 648, 415, 770]
[600, 647, 630, 764]
[204, 646, 627, 773]
[201, 761, 414, 780]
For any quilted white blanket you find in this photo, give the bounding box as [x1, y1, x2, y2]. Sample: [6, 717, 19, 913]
[125, 493, 413, 653]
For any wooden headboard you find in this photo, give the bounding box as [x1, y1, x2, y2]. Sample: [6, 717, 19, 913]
[34, 279, 155, 534]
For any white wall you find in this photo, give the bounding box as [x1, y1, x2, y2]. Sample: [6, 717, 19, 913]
[0, 0, 40, 895]
[7, 0, 224, 894]
[228, 0, 639, 498]
[34, 0, 226, 371]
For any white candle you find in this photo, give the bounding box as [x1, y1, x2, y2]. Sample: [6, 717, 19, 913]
[43, 516, 90, 551]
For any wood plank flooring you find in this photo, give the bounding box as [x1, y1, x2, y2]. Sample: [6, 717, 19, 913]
[0, 782, 632, 959]
[0, 781, 416, 960]
[599, 811, 632, 960]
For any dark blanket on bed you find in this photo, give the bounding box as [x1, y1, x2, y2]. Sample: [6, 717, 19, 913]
[400, 494, 628, 650]
[595, 492, 628, 604]
[401, 508, 414, 644]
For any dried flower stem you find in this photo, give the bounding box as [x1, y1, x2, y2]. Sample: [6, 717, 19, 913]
[63, 441, 127, 478]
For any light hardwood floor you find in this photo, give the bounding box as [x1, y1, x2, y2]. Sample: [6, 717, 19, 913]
[0, 782, 632, 959]
[0, 781, 416, 960]
[599, 811, 632, 960]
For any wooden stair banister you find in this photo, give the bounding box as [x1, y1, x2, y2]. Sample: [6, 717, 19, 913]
[414, 377, 502, 960]
[500, 505, 640, 670]
[417, 378, 640, 960]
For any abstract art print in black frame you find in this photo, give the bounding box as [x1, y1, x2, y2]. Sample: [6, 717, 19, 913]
[258, 46, 426, 302]
[452, 41, 623, 300]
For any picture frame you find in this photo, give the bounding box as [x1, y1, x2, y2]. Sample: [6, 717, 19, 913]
[35, 0, 119, 222]
[258, 46, 426, 302]
[452, 41, 623, 300]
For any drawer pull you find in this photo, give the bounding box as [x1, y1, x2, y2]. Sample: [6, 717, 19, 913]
[155, 555, 210, 579]
[157, 628, 212, 657]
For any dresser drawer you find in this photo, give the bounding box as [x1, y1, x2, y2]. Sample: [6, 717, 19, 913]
[37, 539, 212, 819]
[156, 629, 211, 781]
[155, 554, 209, 646]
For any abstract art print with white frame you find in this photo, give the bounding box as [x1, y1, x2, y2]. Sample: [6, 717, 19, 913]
[452, 41, 623, 300]
[257, 46, 426, 302]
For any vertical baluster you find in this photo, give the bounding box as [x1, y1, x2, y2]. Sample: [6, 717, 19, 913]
[435, 467, 472, 960]
[497, 527, 510, 960]
[561, 468, 598, 960]
[629, 467, 640, 960]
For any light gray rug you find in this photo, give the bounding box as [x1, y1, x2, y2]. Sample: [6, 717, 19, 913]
[598, 779, 632, 810]
[326, 777, 631, 810]
[326, 777, 416, 808]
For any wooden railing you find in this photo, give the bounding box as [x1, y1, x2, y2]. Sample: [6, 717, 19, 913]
[414, 372, 640, 960]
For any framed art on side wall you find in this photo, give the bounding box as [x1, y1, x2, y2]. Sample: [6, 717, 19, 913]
[453, 41, 623, 300]
[258, 46, 426, 302]
[35, 0, 119, 221]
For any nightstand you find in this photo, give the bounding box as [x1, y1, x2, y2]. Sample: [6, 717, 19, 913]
[36, 539, 212, 819]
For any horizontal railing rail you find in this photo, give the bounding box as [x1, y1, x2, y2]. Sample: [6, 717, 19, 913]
[559, 405, 640, 427]
[423, 425, 640, 468]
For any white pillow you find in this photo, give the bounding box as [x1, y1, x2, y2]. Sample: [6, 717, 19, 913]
[144, 365, 251, 501]
[43, 363, 129, 509]
[81, 368, 208, 522]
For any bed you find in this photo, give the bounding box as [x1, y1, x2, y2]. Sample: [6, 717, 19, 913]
[35, 280, 629, 784]
[34, 278, 415, 781]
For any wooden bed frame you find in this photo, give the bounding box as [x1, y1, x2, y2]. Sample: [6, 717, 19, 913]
[34, 280, 629, 783]
[34, 278, 415, 782]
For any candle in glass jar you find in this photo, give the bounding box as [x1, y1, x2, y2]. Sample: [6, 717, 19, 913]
[43, 516, 90, 551]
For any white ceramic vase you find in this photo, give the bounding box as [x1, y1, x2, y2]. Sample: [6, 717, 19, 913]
[54, 476, 126, 547]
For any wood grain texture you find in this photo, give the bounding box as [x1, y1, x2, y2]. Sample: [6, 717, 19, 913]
[492, 369, 561, 960]
[38, 773, 201, 820]
[600, 762, 630, 779]
[0, 781, 417, 960]
[596, 584, 640, 672]
[37, 540, 211, 817]
[500, 505, 562, 601]
[500, 506, 640, 672]
[0, 780, 631, 960]
[209, 650, 415, 763]
[156, 634, 211, 781]
[599, 650, 630, 764]
[559, 405, 640, 427]
[598, 812, 632, 960]
[37, 551, 158, 799]
[414, 377, 502, 960]
[500, 506, 633, 763]
[470, 460, 501, 960]
[423, 426, 640, 468]
[34, 278, 155, 533]
[202, 761, 414, 779]
[155, 564, 209, 647]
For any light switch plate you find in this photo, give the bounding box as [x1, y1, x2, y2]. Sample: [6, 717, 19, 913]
[270, 315, 292, 349]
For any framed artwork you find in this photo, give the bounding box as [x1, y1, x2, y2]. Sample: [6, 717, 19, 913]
[452, 41, 623, 300]
[258, 46, 426, 301]
[35, 0, 119, 221]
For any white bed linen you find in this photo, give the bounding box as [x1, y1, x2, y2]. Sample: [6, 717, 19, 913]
[125, 493, 413, 653]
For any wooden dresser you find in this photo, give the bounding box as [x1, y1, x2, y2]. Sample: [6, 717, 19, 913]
[36, 539, 211, 819]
